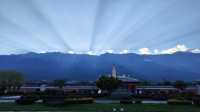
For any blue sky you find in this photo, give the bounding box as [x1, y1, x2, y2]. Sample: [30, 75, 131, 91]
[0, 0, 200, 55]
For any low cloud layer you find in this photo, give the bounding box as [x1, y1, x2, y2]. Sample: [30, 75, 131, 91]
[67, 44, 200, 55]
[139, 48, 151, 55]
[1, 44, 199, 55]
[138, 44, 200, 55]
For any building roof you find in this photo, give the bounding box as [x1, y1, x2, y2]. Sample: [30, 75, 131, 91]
[117, 75, 140, 82]
[137, 86, 176, 90]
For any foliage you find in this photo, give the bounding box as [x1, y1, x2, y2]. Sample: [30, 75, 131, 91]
[1, 103, 200, 111]
[96, 75, 121, 93]
[64, 98, 94, 104]
[43, 97, 65, 106]
[42, 91, 66, 106]
[16, 95, 39, 105]
[0, 70, 24, 93]
[168, 99, 192, 105]
[135, 99, 142, 104]
[193, 96, 200, 106]
[53, 79, 66, 89]
[120, 100, 133, 104]
[43, 97, 94, 106]
[173, 80, 187, 90]
[162, 80, 172, 86]
[138, 80, 151, 86]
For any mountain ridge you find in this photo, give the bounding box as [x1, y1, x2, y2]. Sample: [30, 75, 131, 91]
[0, 52, 199, 81]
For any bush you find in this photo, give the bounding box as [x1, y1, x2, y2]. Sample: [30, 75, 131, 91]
[120, 100, 133, 104]
[43, 96, 65, 106]
[193, 96, 200, 106]
[168, 99, 192, 105]
[43, 97, 94, 106]
[43, 99, 65, 106]
[16, 95, 39, 105]
[134, 99, 142, 104]
[64, 97, 94, 104]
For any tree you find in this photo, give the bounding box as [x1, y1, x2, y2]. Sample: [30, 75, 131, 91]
[0, 70, 24, 93]
[139, 80, 151, 86]
[174, 80, 187, 91]
[96, 75, 121, 93]
[162, 80, 172, 86]
[54, 80, 66, 89]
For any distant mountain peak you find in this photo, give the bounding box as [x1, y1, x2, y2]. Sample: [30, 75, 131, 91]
[0, 52, 200, 81]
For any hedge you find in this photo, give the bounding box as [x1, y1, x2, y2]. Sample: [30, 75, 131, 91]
[134, 99, 142, 104]
[120, 100, 133, 104]
[64, 97, 94, 104]
[168, 99, 192, 105]
[15, 95, 39, 105]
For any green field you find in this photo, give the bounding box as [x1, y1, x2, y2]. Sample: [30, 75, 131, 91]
[0, 103, 200, 112]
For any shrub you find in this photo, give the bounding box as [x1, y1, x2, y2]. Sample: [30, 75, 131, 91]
[43, 96, 65, 106]
[120, 100, 133, 104]
[192, 97, 200, 106]
[168, 99, 192, 105]
[43, 97, 94, 106]
[134, 99, 142, 104]
[64, 97, 94, 104]
[15, 95, 39, 105]
[43, 99, 65, 106]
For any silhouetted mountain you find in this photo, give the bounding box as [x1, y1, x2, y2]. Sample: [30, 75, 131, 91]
[0, 52, 200, 81]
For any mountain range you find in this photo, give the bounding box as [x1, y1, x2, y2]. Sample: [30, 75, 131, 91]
[0, 52, 200, 81]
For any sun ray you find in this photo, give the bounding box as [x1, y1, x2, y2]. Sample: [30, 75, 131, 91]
[29, 0, 72, 51]
[0, 0, 200, 54]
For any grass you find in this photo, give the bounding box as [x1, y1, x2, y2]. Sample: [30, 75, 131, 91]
[0, 103, 200, 112]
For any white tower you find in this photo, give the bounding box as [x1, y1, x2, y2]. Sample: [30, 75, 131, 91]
[112, 65, 117, 78]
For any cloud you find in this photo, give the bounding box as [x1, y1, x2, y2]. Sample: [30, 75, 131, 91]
[160, 44, 188, 54]
[102, 49, 114, 54]
[3, 44, 198, 55]
[68, 51, 75, 54]
[119, 49, 129, 54]
[87, 51, 97, 55]
[191, 49, 200, 53]
[86, 49, 131, 55]
[153, 49, 159, 54]
[139, 48, 151, 55]
[138, 44, 199, 55]
[87, 50, 114, 55]
[87, 45, 200, 55]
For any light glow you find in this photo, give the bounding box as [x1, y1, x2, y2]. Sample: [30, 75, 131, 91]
[0, 0, 200, 55]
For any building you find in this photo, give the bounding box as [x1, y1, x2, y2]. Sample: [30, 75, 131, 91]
[118, 74, 140, 92]
[19, 80, 57, 92]
[64, 81, 97, 94]
[112, 65, 117, 78]
[136, 86, 177, 95]
[19, 80, 97, 94]
[110, 65, 140, 92]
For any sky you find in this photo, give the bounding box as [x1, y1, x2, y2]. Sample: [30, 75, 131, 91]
[0, 0, 200, 55]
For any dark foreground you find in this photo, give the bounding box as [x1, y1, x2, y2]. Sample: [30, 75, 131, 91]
[0, 103, 200, 112]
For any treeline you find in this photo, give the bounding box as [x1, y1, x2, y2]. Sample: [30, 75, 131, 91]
[0, 70, 24, 93]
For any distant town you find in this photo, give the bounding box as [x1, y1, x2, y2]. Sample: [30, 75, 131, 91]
[17, 65, 200, 96]
[1, 65, 200, 111]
